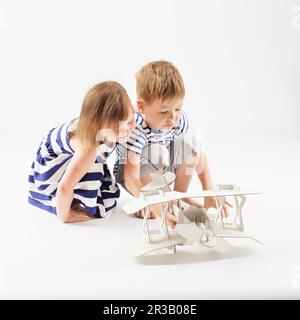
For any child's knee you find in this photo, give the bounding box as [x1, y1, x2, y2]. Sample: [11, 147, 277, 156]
[173, 133, 202, 169]
[140, 164, 163, 180]
[141, 143, 170, 168]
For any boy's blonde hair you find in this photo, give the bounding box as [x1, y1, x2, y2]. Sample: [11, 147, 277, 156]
[136, 60, 185, 103]
[76, 81, 132, 148]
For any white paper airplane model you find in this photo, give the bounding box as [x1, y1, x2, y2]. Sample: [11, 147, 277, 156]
[123, 171, 262, 257]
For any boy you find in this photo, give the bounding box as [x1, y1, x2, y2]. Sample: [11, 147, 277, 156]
[114, 61, 230, 223]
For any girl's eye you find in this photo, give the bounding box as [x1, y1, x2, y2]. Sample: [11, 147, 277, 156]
[161, 111, 168, 114]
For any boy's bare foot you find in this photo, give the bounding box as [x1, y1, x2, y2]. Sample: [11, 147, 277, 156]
[204, 197, 232, 218]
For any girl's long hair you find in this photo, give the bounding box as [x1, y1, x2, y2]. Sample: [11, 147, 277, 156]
[76, 81, 132, 148]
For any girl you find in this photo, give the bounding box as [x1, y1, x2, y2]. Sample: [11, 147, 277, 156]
[28, 81, 135, 223]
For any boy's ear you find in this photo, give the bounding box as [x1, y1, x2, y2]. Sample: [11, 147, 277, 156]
[137, 100, 145, 114]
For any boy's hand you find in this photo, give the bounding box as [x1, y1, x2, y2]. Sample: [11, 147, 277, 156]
[204, 197, 232, 218]
[135, 203, 161, 219]
[166, 212, 178, 229]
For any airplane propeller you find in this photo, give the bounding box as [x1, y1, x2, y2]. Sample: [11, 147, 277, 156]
[175, 206, 231, 253]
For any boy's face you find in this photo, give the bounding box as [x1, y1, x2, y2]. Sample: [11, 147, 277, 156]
[137, 97, 183, 131]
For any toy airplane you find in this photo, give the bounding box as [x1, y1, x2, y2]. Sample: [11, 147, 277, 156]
[123, 171, 262, 257]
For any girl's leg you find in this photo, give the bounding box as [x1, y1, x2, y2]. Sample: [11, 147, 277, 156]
[71, 203, 90, 213]
[66, 204, 94, 222]
[61, 207, 93, 223]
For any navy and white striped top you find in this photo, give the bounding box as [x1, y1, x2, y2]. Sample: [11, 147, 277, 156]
[28, 119, 120, 218]
[115, 111, 189, 166]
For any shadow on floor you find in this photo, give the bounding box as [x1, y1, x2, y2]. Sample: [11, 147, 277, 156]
[134, 244, 256, 265]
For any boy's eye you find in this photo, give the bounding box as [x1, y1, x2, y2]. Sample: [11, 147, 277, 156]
[160, 111, 168, 114]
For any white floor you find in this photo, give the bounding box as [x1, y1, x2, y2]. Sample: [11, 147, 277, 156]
[1, 130, 300, 299]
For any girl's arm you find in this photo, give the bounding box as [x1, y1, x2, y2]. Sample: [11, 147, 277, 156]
[56, 140, 97, 223]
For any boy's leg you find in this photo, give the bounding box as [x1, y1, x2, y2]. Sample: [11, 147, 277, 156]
[195, 151, 231, 215]
[171, 134, 229, 214]
[114, 148, 163, 218]
[113, 147, 166, 219]
[171, 133, 205, 208]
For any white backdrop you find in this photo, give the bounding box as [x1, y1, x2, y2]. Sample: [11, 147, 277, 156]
[1, 0, 300, 299]
[0, 0, 299, 151]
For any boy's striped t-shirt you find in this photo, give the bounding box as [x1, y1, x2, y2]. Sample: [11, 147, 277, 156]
[115, 111, 189, 164]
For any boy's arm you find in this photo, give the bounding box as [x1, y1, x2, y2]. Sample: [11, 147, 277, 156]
[197, 151, 214, 190]
[123, 150, 143, 198]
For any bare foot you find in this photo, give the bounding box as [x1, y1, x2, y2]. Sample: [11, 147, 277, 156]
[63, 208, 93, 223]
[135, 207, 178, 229]
[204, 197, 233, 218]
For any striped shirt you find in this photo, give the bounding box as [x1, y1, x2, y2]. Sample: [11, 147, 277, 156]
[28, 119, 120, 217]
[115, 111, 189, 166]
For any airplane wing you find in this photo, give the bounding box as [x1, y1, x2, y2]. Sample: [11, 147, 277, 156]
[123, 190, 261, 214]
[140, 172, 176, 193]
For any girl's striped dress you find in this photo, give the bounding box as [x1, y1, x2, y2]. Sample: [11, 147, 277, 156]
[28, 119, 120, 218]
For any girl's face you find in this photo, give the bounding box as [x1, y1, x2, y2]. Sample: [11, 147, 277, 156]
[97, 112, 136, 144]
[113, 113, 136, 143]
